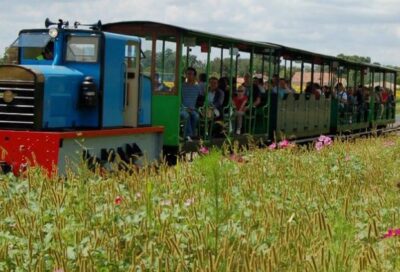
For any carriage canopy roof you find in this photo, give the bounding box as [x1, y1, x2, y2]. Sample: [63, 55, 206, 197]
[103, 21, 279, 53]
[103, 21, 397, 73]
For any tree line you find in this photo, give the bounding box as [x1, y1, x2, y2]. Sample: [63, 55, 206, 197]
[1, 48, 398, 86]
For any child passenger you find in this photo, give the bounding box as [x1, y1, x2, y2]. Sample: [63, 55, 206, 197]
[233, 85, 248, 134]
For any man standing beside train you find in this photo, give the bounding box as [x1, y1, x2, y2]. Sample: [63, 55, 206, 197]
[181, 67, 203, 142]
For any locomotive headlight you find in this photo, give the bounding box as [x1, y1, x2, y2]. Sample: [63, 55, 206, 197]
[2, 90, 14, 103]
[48, 28, 58, 38]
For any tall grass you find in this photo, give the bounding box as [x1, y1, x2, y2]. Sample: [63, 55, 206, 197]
[0, 136, 400, 271]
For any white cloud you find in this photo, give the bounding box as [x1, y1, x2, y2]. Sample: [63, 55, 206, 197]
[0, 0, 399, 66]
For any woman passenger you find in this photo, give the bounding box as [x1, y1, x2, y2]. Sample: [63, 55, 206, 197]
[207, 77, 225, 119]
[219, 76, 230, 107]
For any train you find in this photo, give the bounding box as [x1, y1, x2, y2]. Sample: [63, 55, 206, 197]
[0, 19, 397, 175]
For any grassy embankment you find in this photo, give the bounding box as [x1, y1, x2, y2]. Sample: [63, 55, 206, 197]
[0, 136, 400, 271]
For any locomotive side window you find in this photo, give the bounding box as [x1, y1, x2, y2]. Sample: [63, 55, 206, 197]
[65, 36, 99, 63]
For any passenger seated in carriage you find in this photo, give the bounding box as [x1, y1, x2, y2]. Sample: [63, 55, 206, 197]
[218, 76, 230, 107]
[241, 73, 261, 108]
[233, 85, 248, 135]
[322, 85, 332, 98]
[271, 74, 279, 94]
[195, 76, 225, 137]
[206, 76, 225, 120]
[277, 78, 294, 99]
[336, 83, 348, 109]
[336, 83, 348, 123]
[255, 77, 266, 94]
[242, 73, 252, 96]
[181, 67, 203, 141]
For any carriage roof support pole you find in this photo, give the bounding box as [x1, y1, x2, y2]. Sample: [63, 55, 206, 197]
[150, 34, 156, 91]
[383, 72, 386, 88]
[378, 72, 381, 87]
[224, 44, 234, 135]
[176, 34, 185, 144]
[284, 59, 287, 79]
[276, 56, 280, 77]
[185, 45, 190, 70]
[235, 52, 239, 82]
[320, 64, 324, 86]
[267, 49, 273, 138]
[220, 47, 224, 77]
[229, 45, 234, 107]
[261, 54, 265, 77]
[369, 70, 375, 121]
[328, 63, 332, 88]
[268, 51, 272, 90]
[161, 40, 166, 82]
[300, 61, 304, 93]
[311, 63, 314, 83]
[361, 68, 364, 86]
[289, 60, 293, 87]
[354, 69, 358, 89]
[204, 39, 211, 140]
[248, 47, 254, 132]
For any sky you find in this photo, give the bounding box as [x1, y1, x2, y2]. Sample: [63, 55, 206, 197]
[0, 0, 399, 66]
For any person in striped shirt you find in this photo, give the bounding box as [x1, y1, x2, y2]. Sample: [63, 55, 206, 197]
[181, 67, 203, 141]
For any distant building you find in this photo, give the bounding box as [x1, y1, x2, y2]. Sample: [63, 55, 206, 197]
[290, 72, 342, 87]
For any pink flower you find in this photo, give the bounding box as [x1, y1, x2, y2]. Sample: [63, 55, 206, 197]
[184, 198, 195, 207]
[268, 143, 277, 150]
[344, 155, 351, 161]
[318, 135, 327, 142]
[115, 196, 122, 205]
[323, 137, 332, 146]
[318, 135, 332, 145]
[384, 229, 394, 238]
[315, 135, 332, 151]
[315, 141, 324, 151]
[199, 146, 209, 155]
[278, 140, 289, 148]
[54, 269, 64, 272]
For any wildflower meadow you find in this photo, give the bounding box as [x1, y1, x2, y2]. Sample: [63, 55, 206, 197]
[0, 136, 400, 271]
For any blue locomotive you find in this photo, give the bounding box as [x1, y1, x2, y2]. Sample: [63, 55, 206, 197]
[0, 19, 162, 175]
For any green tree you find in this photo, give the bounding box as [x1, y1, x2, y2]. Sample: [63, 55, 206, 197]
[0, 49, 5, 64]
[337, 54, 371, 64]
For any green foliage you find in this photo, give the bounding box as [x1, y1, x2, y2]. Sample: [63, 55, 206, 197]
[0, 50, 5, 65]
[337, 54, 371, 64]
[1, 136, 400, 270]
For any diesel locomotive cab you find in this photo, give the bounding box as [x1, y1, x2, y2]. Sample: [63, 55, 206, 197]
[0, 19, 160, 175]
[0, 19, 145, 130]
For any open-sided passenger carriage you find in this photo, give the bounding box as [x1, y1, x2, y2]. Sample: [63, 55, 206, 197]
[103, 21, 397, 155]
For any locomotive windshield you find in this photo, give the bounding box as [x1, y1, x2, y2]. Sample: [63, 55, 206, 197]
[12, 32, 51, 48]
[11, 32, 53, 61]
